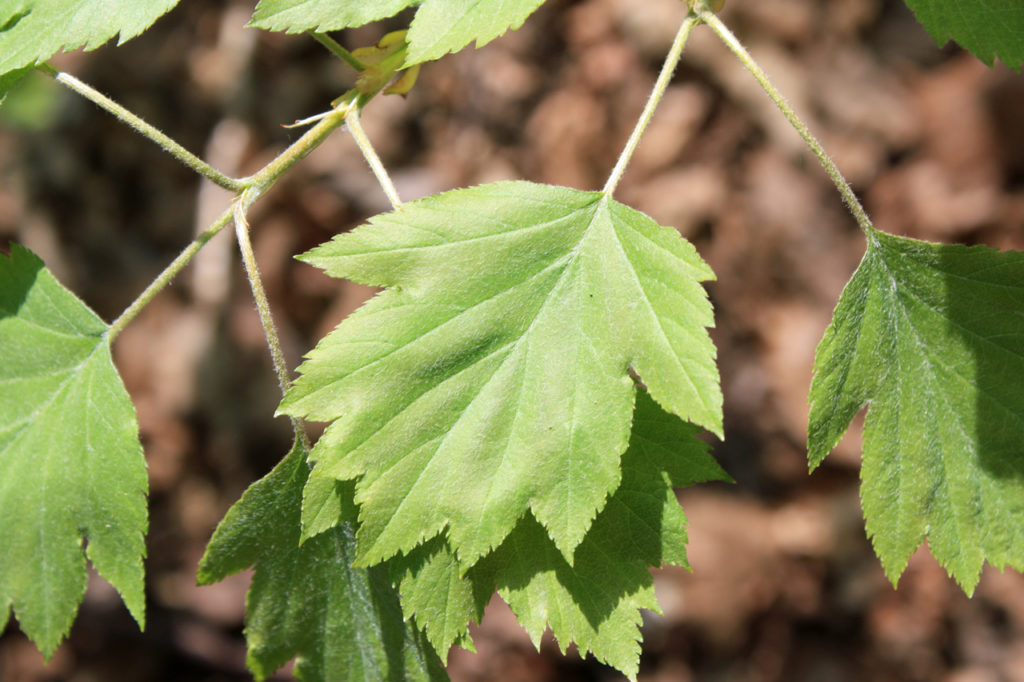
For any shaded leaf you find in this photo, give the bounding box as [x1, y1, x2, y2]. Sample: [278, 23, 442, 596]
[198, 442, 447, 682]
[0, 244, 147, 658]
[809, 229, 1024, 592]
[902, 0, 1024, 70]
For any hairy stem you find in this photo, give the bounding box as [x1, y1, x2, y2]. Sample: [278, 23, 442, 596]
[699, 10, 875, 236]
[603, 14, 699, 196]
[311, 32, 367, 71]
[244, 100, 355, 192]
[234, 198, 311, 448]
[108, 205, 235, 339]
[347, 106, 402, 208]
[42, 67, 245, 193]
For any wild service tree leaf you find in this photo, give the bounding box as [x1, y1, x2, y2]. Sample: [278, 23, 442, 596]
[387, 390, 729, 679]
[0, 244, 147, 658]
[808, 229, 1024, 593]
[248, 0, 546, 66]
[197, 441, 448, 682]
[902, 0, 1024, 70]
[280, 180, 721, 571]
[0, 0, 180, 78]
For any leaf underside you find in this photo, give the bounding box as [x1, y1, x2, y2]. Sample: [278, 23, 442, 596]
[0, 0, 180, 77]
[198, 441, 448, 682]
[901, 0, 1024, 71]
[249, 0, 547, 66]
[0, 244, 147, 658]
[280, 180, 721, 573]
[809, 229, 1024, 593]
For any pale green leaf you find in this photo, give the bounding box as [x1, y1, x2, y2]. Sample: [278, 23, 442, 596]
[197, 442, 447, 682]
[902, 0, 1024, 70]
[809, 229, 1024, 593]
[380, 390, 728, 677]
[0, 244, 147, 658]
[0, 0, 180, 77]
[281, 180, 721, 569]
[249, 0, 415, 35]
[403, 0, 545, 65]
[249, 0, 546, 66]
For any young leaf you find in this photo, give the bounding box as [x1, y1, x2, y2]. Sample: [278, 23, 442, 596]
[249, 0, 546, 66]
[0, 244, 147, 658]
[197, 442, 447, 682]
[280, 180, 721, 570]
[390, 390, 729, 678]
[809, 229, 1024, 593]
[0, 1, 180, 78]
[902, 0, 1024, 70]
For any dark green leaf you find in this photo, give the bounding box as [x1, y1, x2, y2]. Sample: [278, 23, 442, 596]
[198, 442, 448, 682]
[809, 229, 1024, 592]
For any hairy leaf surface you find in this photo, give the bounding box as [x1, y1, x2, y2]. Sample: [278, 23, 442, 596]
[809, 230, 1024, 592]
[389, 391, 728, 678]
[198, 442, 447, 682]
[249, 0, 546, 66]
[281, 180, 721, 569]
[0, 0, 180, 77]
[902, 0, 1024, 70]
[0, 244, 147, 657]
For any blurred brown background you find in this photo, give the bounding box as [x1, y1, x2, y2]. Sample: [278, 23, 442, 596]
[1, 0, 1023, 679]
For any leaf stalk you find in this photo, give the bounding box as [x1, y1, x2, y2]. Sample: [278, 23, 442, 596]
[347, 106, 403, 208]
[602, 14, 700, 196]
[234, 195, 311, 449]
[42, 67, 246, 193]
[698, 9, 876, 237]
[108, 205, 235, 339]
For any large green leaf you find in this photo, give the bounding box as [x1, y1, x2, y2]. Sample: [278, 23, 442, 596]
[0, 244, 147, 658]
[389, 390, 728, 679]
[280, 180, 721, 570]
[249, 0, 546, 66]
[809, 229, 1024, 592]
[902, 0, 1024, 70]
[0, 0, 180, 77]
[197, 441, 447, 682]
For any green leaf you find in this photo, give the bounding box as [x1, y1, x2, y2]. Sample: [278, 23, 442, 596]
[0, 65, 31, 105]
[249, 0, 546, 66]
[0, 244, 147, 658]
[0, 1, 180, 78]
[382, 390, 728, 678]
[808, 229, 1024, 593]
[402, 0, 546, 65]
[198, 442, 448, 682]
[902, 0, 1024, 70]
[281, 180, 721, 570]
[249, 0, 414, 35]
[389, 536, 493, 657]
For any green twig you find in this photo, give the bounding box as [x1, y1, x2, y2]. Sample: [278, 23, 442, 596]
[346, 106, 402, 208]
[603, 14, 700, 196]
[311, 32, 367, 71]
[698, 9, 876, 237]
[234, 196, 311, 449]
[42, 67, 246, 193]
[108, 205, 235, 339]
